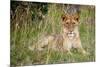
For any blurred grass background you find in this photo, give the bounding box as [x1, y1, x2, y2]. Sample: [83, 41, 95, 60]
[10, 1, 95, 66]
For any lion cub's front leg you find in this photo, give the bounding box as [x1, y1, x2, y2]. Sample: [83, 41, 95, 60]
[74, 37, 87, 55]
[63, 39, 73, 55]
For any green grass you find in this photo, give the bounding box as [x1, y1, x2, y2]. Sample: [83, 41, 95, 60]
[11, 4, 95, 66]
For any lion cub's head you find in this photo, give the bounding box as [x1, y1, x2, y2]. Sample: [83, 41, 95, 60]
[61, 14, 80, 38]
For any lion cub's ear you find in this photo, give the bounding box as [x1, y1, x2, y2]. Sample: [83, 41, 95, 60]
[61, 14, 67, 21]
[74, 14, 79, 21]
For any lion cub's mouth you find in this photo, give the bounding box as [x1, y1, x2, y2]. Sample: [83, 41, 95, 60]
[67, 32, 75, 39]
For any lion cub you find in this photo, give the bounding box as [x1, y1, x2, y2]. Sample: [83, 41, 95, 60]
[29, 14, 87, 54]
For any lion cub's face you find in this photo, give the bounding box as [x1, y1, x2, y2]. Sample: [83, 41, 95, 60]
[62, 14, 80, 38]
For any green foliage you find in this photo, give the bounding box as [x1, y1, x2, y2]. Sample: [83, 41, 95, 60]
[11, 1, 95, 66]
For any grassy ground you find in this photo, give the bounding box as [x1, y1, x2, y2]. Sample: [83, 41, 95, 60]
[11, 3, 95, 66]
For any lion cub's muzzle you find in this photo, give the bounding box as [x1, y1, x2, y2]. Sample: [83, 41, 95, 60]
[67, 31, 75, 39]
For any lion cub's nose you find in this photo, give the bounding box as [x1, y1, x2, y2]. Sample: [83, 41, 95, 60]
[69, 31, 73, 34]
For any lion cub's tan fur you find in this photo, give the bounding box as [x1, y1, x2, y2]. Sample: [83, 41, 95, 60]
[29, 14, 86, 54]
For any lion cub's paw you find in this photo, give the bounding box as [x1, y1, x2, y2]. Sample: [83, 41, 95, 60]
[82, 50, 89, 56]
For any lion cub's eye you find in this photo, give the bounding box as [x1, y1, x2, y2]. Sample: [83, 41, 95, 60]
[66, 23, 68, 24]
[72, 22, 75, 24]
[66, 22, 69, 24]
